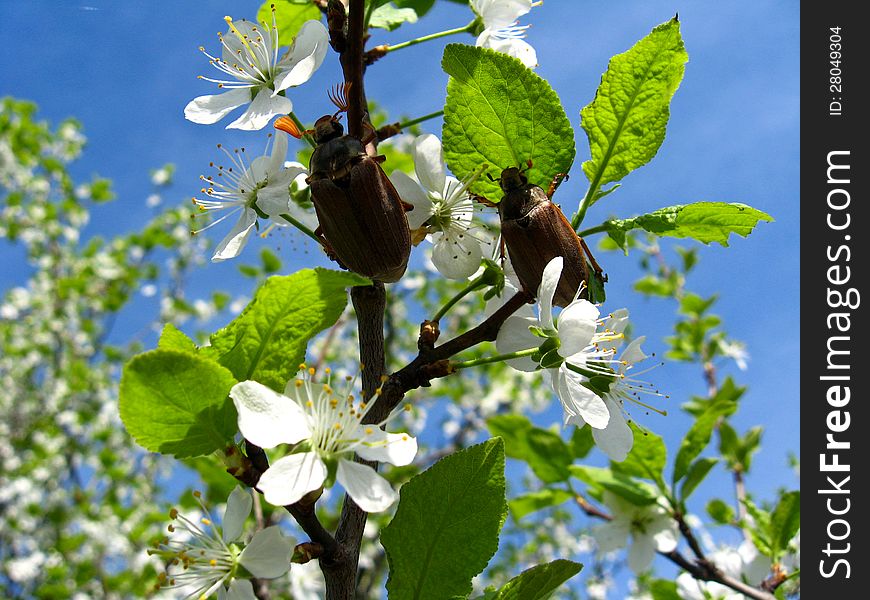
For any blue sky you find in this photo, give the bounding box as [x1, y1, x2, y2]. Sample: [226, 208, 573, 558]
[2, 0, 799, 585]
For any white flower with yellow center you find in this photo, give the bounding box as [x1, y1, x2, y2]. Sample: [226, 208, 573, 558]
[390, 134, 491, 280]
[592, 491, 678, 574]
[150, 488, 293, 600]
[185, 10, 329, 130]
[496, 257, 663, 461]
[231, 367, 417, 512]
[192, 132, 310, 262]
[470, 0, 539, 68]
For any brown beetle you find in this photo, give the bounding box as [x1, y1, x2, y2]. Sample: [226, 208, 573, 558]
[274, 85, 411, 283]
[488, 163, 605, 307]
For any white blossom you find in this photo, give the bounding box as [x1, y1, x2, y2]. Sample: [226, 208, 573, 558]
[231, 366, 417, 512]
[496, 257, 663, 461]
[192, 132, 308, 262]
[150, 488, 294, 599]
[390, 134, 491, 280]
[470, 0, 538, 68]
[592, 491, 678, 574]
[185, 11, 329, 130]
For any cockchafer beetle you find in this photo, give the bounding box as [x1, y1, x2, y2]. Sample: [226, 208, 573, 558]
[480, 162, 606, 307]
[274, 84, 412, 283]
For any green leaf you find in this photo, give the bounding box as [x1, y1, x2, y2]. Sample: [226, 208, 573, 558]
[483, 559, 583, 599]
[260, 248, 282, 274]
[395, 0, 435, 18]
[611, 423, 666, 488]
[370, 3, 418, 30]
[706, 498, 735, 525]
[649, 579, 681, 600]
[157, 323, 197, 354]
[570, 465, 658, 507]
[119, 350, 238, 458]
[673, 391, 737, 484]
[382, 439, 507, 600]
[206, 269, 368, 391]
[259, 0, 322, 42]
[679, 457, 718, 501]
[603, 202, 773, 250]
[442, 44, 575, 201]
[509, 489, 574, 520]
[580, 17, 688, 194]
[770, 491, 800, 560]
[486, 415, 572, 483]
[571, 426, 595, 459]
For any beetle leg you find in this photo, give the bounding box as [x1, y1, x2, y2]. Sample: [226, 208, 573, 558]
[546, 172, 570, 199]
[579, 236, 607, 282]
[360, 122, 378, 146]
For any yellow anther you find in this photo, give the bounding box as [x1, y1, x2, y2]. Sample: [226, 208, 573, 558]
[295, 379, 303, 387]
[201, 518, 212, 526]
[365, 427, 373, 434]
[309, 367, 316, 376]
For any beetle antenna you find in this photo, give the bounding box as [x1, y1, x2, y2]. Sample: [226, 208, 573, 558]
[328, 82, 351, 117]
[522, 159, 534, 173]
[486, 173, 497, 182]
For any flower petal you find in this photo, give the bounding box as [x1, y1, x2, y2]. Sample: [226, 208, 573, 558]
[212, 208, 258, 262]
[355, 429, 418, 466]
[258, 452, 326, 507]
[389, 171, 431, 230]
[620, 337, 647, 370]
[268, 130, 289, 173]
[592, 520, 630, 554]
[231, 381, 311, 449]
[649, 518, 678, 554]
[273, 21, 330, 91]
[472, 0, 532, 29]
[239, 526, 294, 578]
[478, 33, 538, 68]
[555, 366, 610, 429]
[226, 578, 258, 600]
[413, 134, 447, 195]
[432, 231, 483, 280]
[336, 459, 398, 513]
[627, 532, 657, 573]
[537, 257, 562, 330]
[184, 88, 252, 125]
[556, 299, 600, 358]
[222, 486, 253, 543]
[228, 89, 292, 131]
[591, 398, 633, 461]
[495, 315, 540, 372]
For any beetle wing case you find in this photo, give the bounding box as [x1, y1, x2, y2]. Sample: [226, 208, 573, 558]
[310, 155, 411, 283]
[500, 187, 589, 307]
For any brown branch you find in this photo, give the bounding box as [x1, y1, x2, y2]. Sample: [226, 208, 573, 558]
[326, 0, 346, 53]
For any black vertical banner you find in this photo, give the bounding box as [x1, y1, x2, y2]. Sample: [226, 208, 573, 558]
[802, 2, 868, 597]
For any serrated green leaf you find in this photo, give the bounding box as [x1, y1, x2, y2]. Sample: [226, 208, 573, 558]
[259, 0, 322, 42]
[442, 44, 575, 201]
[382, 439, 507, 600]
[119, 350, 238, 458]
[770, 491, 800, 560]
[602, 202, 773, 250]
[570, 466, 658, 506]
[581, 18, 687, 194]
[484, 559, 582, 600]
[611, 423, 666, 488]
[157, 323, 197, 353]
[706, 498, 735, 525]
[487, 415, 571, 483]
[679, 457, 718, 501]
[509, 489, 574, 520]
[742, 499, 772, 556]
[370, 3, 418, 30]
[206, 269, 368, 391]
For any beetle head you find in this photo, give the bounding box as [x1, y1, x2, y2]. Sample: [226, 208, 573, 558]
[498, 166, 528, 193]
